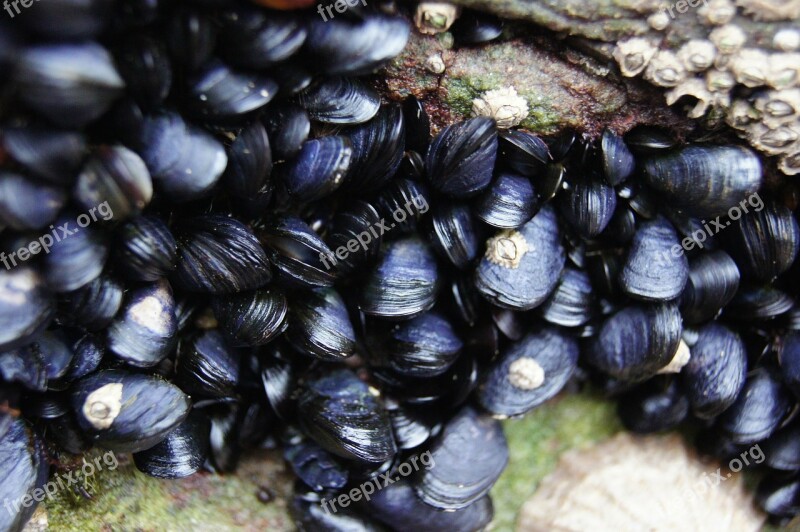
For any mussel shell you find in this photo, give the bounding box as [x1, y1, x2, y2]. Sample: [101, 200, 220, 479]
[175, 330, 239, 398]
[498, 130, 550, 176]
[762, 421, 800, 471]
[0, 331, 72, 392]
[165, 7, 216, 72]
[107, 279, 177, 367]
[295, 77, 380, 125]
[133, 409, 210, 479]
[62, 332, 104, 383]
[414, 407, 508, 510]
[213, 289, 287, 347]
[403, 95, 431, 154]
[474, 172, 538, 229]
[617, 377, 689, 433]
[303, 14, 410, 76]
[601, 129, 635, 186]
[679, 250, 740, 324]
[374, 178, 431, 235]
[725, 285, 794, 320]
[0, 268, 54, 352]
[757, 475, 800, 520]
[619, 216, 689, 301]
[478, 328, 579, 417]
[779, 332, 800, 400]
[384, 399, 437, 450]
[218, 7, 307, 69]
[114, 34, 172, 109]
[1, 126, 87, 185]
[717, 368, 794, 444]
[116, 215, 177, 281]
[14, 42, 125, 127]
[427, 203, 480, 270]
[261, 353, 295, 421]
[325, 200, 382, 275]
[682, 323, 747, 419]
[559, 175, 617, 238]
[187, 60, 277, 125]
[367, 311, 462, 378]
[0, 415, 49, 532]
[262, 104, 310, 161]
[280, 136, 352, 202]
[73, 145, 152, 221]
[540, 267, 594, 327]
[133, 111, 227, 202]
[259, 215, 336, 288]
[624, 126, 677, 154]
[587, 303, 683, 382]
[42, 215, 108, 293]
[222, 120, 272, 199]
[342, 103, 405, 194]
[71, 369, 191, 452]
[21, 0, 112, 38]
[363, 480, 494, 532]
[724, 201, 799, 282]
[58, 273, 122, 331]
[450, 10, 503, 45]
[359, 236, 439, 320]
[0, 172, 67, 231]
[643, 145, 762, 218]
[284, 439, 348, 491]
[292, 489, 383, 531]
[426, 117, 497, 198]
[297, 369, 396, 463]
[173, 215, 272, 294]
[286, 288, 355, 361]
[475, 205, 565, 310]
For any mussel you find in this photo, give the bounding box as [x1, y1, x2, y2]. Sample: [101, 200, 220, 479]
[426, 117, 497, 198]
[71, 369, 191, 452]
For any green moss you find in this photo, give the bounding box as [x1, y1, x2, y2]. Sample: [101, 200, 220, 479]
[490, 393, 622, 531]
[46, 450, 293, 531]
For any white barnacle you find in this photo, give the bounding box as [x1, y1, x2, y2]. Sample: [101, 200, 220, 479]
[779, 146, 800, 175]
[760, 124, 800, 153]
[644, 50, 686, 87]
[699, 0, 737, 25]
[706, 68, 737, 92]
[768, 53, 800, 89]
[731, 48, 771, 87]
[677, 39, 717, 72]
[709, 25, 747, 56]
[485, 229, 529, 269]
[666, 78, 714, 118]
[509, 357, 545, 390]
[726, 98, 760, 129]
[425, 53, 446, 74]
[657, 340, 691, 374]
[414, 2, 461, 35]
[774, 28, 800, 51]
[82, 382, 124, 430]
[613, 38, 659, 77]
[754, 88, 800, 126]
[648, 10, 671, 31]
[735, 0, 800, 21]
[471, 86, 529, 129]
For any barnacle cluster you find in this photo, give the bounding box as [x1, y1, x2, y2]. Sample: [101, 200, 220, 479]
[614, 0, 800, 174]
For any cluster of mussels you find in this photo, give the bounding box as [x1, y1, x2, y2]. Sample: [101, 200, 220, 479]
[1, 0, 800, 530]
